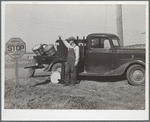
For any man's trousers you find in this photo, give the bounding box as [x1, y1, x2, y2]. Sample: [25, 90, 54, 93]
[65, 63, 77, 86]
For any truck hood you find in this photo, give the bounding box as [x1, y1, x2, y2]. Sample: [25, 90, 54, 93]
[116, 44, 145, 50]
[115, 44, 145, 61]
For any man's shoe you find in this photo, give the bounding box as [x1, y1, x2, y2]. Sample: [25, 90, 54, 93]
[70, 84, 76, 86]
[58, 79, 65, 84]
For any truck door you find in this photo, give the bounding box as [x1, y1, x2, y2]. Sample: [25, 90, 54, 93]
[85, 37, 114, 74]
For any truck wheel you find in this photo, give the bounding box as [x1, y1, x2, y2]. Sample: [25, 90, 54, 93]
[28, 68, 35, 77]
[126, 64, 145, 86]
[51, 63, 62, 73]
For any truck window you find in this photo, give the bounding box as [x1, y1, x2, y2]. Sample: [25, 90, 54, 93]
[112, 37, 120, 47]
[91, 38, 100, 48]
[91, 37, 110, 49]
[104, 39, 110, 49]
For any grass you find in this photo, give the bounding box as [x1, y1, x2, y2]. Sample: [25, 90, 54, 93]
[4, 77, 145, 110]
[5, 83, 97, 109]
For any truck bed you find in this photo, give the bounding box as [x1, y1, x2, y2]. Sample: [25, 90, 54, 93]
[34, 55, 60, 64]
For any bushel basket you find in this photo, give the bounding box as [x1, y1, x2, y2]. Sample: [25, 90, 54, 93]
[32, 44, 45, 56]
[43, 44, 56, 57]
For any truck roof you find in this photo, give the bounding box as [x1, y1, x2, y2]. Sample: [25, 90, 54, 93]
[86, 33, 119, 39]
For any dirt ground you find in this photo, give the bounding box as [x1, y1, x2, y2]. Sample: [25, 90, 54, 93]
[4, 59, 145, 109]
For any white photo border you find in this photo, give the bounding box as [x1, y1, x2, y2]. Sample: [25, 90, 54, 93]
[1, 1, 149, 121]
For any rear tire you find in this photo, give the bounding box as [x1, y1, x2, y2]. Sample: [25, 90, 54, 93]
[51, 63, 62, 73]
[126, 64, 145, 86]
[28, 68, 35, 77]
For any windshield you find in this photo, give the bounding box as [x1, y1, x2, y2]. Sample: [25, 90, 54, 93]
[112, 37, 120, 47]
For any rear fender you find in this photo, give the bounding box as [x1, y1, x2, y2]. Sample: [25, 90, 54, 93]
[46, 58, 66, 71]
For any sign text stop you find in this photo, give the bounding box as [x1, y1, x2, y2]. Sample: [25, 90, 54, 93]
[6, 38, 26, 59]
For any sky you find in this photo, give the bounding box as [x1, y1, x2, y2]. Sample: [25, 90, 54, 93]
[4, 2, 147, 52]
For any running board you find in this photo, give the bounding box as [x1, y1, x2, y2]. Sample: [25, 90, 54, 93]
[79, 72, 119, 76]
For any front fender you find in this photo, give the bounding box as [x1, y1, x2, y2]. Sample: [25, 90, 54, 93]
[119, 60, 145, 75]
[124, 60, 145, 67]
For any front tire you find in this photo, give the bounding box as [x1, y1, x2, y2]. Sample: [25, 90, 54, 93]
[126, 64, 145, 86]
[28, 68, 35, 77]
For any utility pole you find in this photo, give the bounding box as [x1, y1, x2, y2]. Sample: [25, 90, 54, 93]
[116, 4, 123, 46]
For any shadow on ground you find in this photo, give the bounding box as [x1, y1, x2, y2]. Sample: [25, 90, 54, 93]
[30, 79, 51, 87]
[78, 74, 126, 83]
[30, 74, 126, 87]
[32, 75, 50, 77]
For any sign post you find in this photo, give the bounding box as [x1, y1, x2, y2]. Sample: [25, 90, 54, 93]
[6, 38, 26, 97]
[15, 58, 19, 88]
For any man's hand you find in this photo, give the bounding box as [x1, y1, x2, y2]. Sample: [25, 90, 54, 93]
[58, 35, 62, 38]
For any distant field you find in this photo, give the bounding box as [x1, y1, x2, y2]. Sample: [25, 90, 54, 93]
[5, 53, 36, 68]
[5, 52, 34, 55]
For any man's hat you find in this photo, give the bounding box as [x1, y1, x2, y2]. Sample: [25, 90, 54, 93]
[66, 37, 75, 42]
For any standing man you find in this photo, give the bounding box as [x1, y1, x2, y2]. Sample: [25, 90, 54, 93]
[62, 37, 79, 86]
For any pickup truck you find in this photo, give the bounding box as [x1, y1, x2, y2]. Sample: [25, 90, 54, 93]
[25, 33, 145, 86]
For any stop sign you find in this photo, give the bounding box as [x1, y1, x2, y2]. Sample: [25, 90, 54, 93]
[6, 38, 26, 58]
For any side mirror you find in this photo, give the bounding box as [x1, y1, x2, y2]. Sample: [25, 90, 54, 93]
[58, 35, 62, 40]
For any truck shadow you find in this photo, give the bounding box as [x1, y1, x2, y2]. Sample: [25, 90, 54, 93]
[78, 74, 126, 83]
[31, 75, 126, 87]
[30, 79, 51, 87]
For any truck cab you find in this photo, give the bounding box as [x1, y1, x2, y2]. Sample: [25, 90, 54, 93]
[83, 33, 120, 75]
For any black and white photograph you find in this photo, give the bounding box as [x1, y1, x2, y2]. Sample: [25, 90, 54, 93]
[1, 1, 149, 121]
